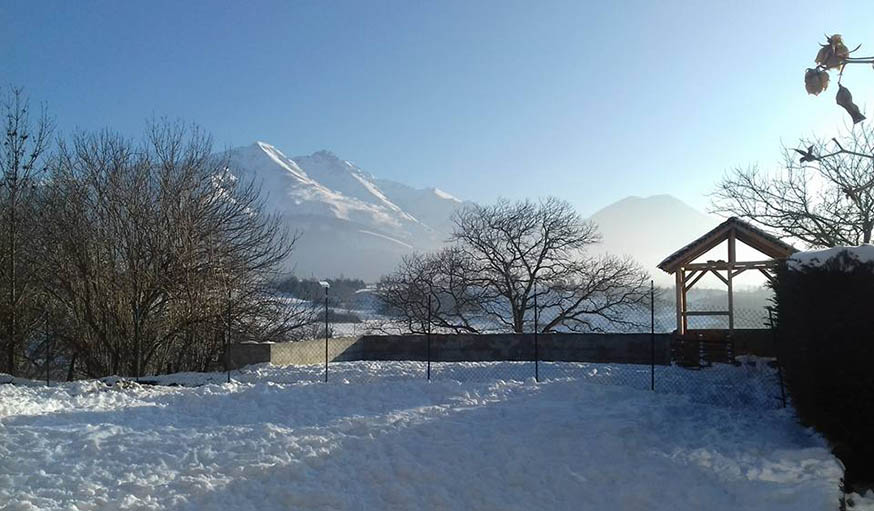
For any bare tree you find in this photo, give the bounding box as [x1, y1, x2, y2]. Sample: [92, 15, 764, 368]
[452, 198, 649, 333]
[712, 126, 874, 247]
[535, 254, 651, 333]
[376, 247, 485, 334]
[38, 121, 307, 378]
[379, 197, 650, 334]
[0, 87, 53, 376]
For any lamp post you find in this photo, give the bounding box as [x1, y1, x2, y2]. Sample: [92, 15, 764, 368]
[533, 282, 539, 383]
[650, 280, 655, 391]
[319, 281, 330, 383]
[226, 286, 232, 384]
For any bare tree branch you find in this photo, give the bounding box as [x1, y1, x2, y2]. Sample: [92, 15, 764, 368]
[378, 197, 650, 334]
[712, 126, 874, 247]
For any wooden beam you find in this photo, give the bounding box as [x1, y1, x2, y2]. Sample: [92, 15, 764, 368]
[684, 270, 707, 292]
[709, 268, 729, 286]
[683, 260, 780, 271]
[675, 271, 685, 334]
[731, 267, 747, 278]
[728, 230, 735, 331]
[733, 224, 796, 259]
[660, 224, 732, 273]
[681, 270, 688, 333]
[659, 219, 795, 274]
[759, 268, 776, 285]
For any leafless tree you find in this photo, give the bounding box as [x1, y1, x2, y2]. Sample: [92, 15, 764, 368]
[38, 121, 310, 378]
[376, 247, 485, 334]
[378, 197, 650, 334]
[712, 126, 874, 247]
[452, 198, 649, 333]
[534, 254, 652, 333]
[0, 87, 53, 376]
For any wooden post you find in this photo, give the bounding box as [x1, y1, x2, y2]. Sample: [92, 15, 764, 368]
[727, 231, 736, 331]
[682, 269, 689, 334]
[660, 219, 796, 339]
[675, 270, 685, 335]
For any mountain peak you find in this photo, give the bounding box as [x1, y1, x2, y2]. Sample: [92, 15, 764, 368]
[431, 187, 462, 203]
[599, 193, 691, 208]
[254, 140, 277, 151]
[310, 149, 339, 160]
[225, 142, 466, 280]
[589, 194, 720, 286]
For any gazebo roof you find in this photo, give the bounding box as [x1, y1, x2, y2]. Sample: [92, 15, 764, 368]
[658, 217, 797, 274]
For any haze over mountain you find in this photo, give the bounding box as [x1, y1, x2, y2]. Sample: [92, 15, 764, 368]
[228, 143, 728, 285]
[589, 195, 722, 286]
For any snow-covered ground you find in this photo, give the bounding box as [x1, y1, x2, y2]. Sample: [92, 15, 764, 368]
[0, 362, 846, 510]
[140, 358, 784, 409]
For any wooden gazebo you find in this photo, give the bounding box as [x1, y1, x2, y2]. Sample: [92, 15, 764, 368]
[658, 217, 796, 335]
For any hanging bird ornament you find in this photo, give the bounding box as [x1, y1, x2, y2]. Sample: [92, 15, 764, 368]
[804, 34, 873, 124]
[793, 145, 817, 163]
[836, 84, 866, 124]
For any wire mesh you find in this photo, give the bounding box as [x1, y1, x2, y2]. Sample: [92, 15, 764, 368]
[237, 298, 785, 409]
[7, 286, 785, 411]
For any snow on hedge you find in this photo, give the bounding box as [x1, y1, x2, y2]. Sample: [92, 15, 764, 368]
[848, 491, 874, 511]
[788, 244, 874, 270]
[0, 362, 843, 511]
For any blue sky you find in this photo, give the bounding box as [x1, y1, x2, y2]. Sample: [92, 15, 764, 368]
[3, 0, 873, 215]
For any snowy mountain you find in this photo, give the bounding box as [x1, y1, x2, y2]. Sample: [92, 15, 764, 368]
[292, 149, 464, 234]
[371, 180, 462, 235]
[292, 151, 415, 222]
[227, 142, 467, 280]
[227, 144, 723, 285]
[588, 195, 722, 286]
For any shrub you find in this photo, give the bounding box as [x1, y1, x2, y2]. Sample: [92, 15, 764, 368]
[773, 250, 874, 489]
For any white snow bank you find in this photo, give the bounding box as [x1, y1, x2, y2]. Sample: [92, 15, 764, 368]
[0, 372, 46, 387]
[788, 244, 874, 270]
[3, 358, 786, 409]
[0, 362, 842, 511]
[848, 490, 874, 510]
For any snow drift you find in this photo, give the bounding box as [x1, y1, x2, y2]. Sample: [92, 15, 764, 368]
[0, 362, 845, 510]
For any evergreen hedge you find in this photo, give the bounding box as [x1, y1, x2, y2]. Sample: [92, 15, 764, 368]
[773, 251, 874, 489]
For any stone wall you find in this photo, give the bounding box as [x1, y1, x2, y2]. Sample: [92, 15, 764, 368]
[227, 342, 272, 369]
[228, 333, 672, 369]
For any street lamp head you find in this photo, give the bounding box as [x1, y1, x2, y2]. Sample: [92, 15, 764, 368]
[319, 281, 331, 289]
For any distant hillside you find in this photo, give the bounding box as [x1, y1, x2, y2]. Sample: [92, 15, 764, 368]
[588, 195, 722, 286]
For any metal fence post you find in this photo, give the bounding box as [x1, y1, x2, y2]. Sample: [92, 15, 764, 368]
[534, 283, 539, 383]
[427, 293, 431, 381]
[46, 335, 51, 386]
[768, 308, 787, 408]
[135, 304, 141, 383]
[650, 280, 655, 391]
[324, 286, 329, 383]
[226, 287, 232, 384]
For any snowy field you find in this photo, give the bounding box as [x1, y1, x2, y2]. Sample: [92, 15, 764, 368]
[0, 361, 849, 510]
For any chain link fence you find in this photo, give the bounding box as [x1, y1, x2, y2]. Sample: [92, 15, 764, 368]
[227, 286, 787, 410]
[7, 284, 786, 411]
